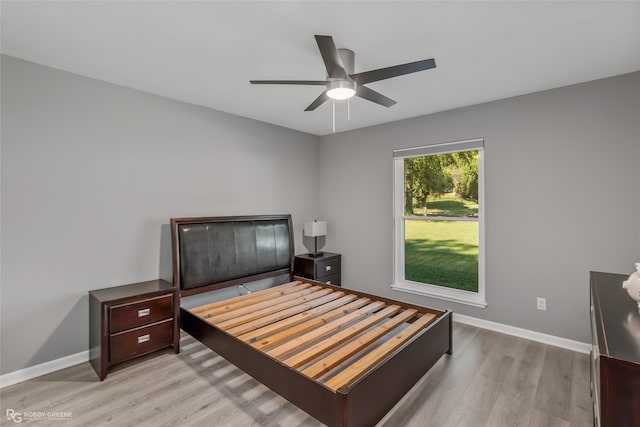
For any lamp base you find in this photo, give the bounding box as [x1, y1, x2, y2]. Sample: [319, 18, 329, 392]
[307, 251, 324, 258]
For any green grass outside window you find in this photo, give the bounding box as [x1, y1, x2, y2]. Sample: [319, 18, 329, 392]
[404, 218, 478, 292]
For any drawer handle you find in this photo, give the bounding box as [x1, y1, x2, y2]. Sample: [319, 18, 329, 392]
[138, 334, 150, 344]
[325, 265, 332, 271]
[138, 308, 150, 317]
[326, 280, 332, 285]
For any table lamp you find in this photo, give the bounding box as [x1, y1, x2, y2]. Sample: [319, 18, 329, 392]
[304, 220, 327, 258]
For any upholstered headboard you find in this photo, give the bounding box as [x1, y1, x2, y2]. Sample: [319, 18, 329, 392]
[170, 215, 294, 296]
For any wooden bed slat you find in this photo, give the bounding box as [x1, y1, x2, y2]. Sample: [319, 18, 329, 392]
[283, 305, 402, 369]
[236, 294, 360, 343]
[203, 286, 323, 324]
[191, 281, 302, 314]
[225, 291, 346, 336]
[212, 287, 332, 330]
[323, 312, 437, 390]
[251, 298, 372, 351]
[266, 301, 386, 359]
[302, 308, 418, 379]
[198, 283, 313, 319]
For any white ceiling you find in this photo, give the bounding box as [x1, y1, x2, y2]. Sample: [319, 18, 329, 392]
[2, 1, 639, 136]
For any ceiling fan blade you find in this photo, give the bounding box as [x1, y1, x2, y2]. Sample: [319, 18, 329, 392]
[351, 58, 436, 85]
[356, 85, 397, 107]
[305, 91, 329, 111]
[315, 35, 347, 79]
[250, 80, 327, 85]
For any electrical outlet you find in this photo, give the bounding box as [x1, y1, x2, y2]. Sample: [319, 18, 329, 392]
[537, 297, 547, 311]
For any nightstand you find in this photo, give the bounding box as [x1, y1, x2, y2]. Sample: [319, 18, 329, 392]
[89, 279, 179, 380]
[294, 252, 341, 286]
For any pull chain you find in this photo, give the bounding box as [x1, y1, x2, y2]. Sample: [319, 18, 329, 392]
[348, 98, 350, 121]
[332, 100, 336, 133]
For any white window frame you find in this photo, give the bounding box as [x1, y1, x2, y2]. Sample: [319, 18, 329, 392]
[391, 138, 486, 308]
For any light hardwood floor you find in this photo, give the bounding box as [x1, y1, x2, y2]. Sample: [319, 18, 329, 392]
[0, 323, 592, 426]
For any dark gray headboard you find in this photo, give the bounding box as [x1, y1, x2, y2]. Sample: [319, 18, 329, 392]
[170, 215, 294, 296]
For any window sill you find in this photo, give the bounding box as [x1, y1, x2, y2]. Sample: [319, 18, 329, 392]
[391, 281, 487, 308]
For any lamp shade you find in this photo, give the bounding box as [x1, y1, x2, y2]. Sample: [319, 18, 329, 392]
[304, 221, 327, 237]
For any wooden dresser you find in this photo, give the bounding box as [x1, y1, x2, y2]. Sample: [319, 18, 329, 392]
[590, 271, 640, 426]
[89, 279, 179, 380]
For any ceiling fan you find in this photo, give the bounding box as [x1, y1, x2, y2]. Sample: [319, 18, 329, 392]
[250, 35, 436, 111]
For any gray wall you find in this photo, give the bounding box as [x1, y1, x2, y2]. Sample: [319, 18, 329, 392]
[318, 71, 640, 343]
[0, 56, 319, 375]
[2, 54, 638, 376]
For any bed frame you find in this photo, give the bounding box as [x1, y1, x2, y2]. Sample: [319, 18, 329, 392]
[171, 214, 452, 427]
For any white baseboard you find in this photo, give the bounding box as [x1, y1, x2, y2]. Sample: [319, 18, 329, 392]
[0, 350, 89, 389]
[453, 313, 590, 354]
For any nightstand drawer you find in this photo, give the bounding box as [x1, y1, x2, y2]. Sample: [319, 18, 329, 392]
[318, 272, 340, 286]
[110, 319, 173, 364]
[315, 258, 341, 278]
[110, 294, 173, 333]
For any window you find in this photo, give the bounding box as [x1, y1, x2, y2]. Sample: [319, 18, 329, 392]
[392, 138, 486, 308]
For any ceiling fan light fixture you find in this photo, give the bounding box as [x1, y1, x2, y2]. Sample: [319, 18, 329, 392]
[327, 79, 356, 100]
[249, 35, 436, 111]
